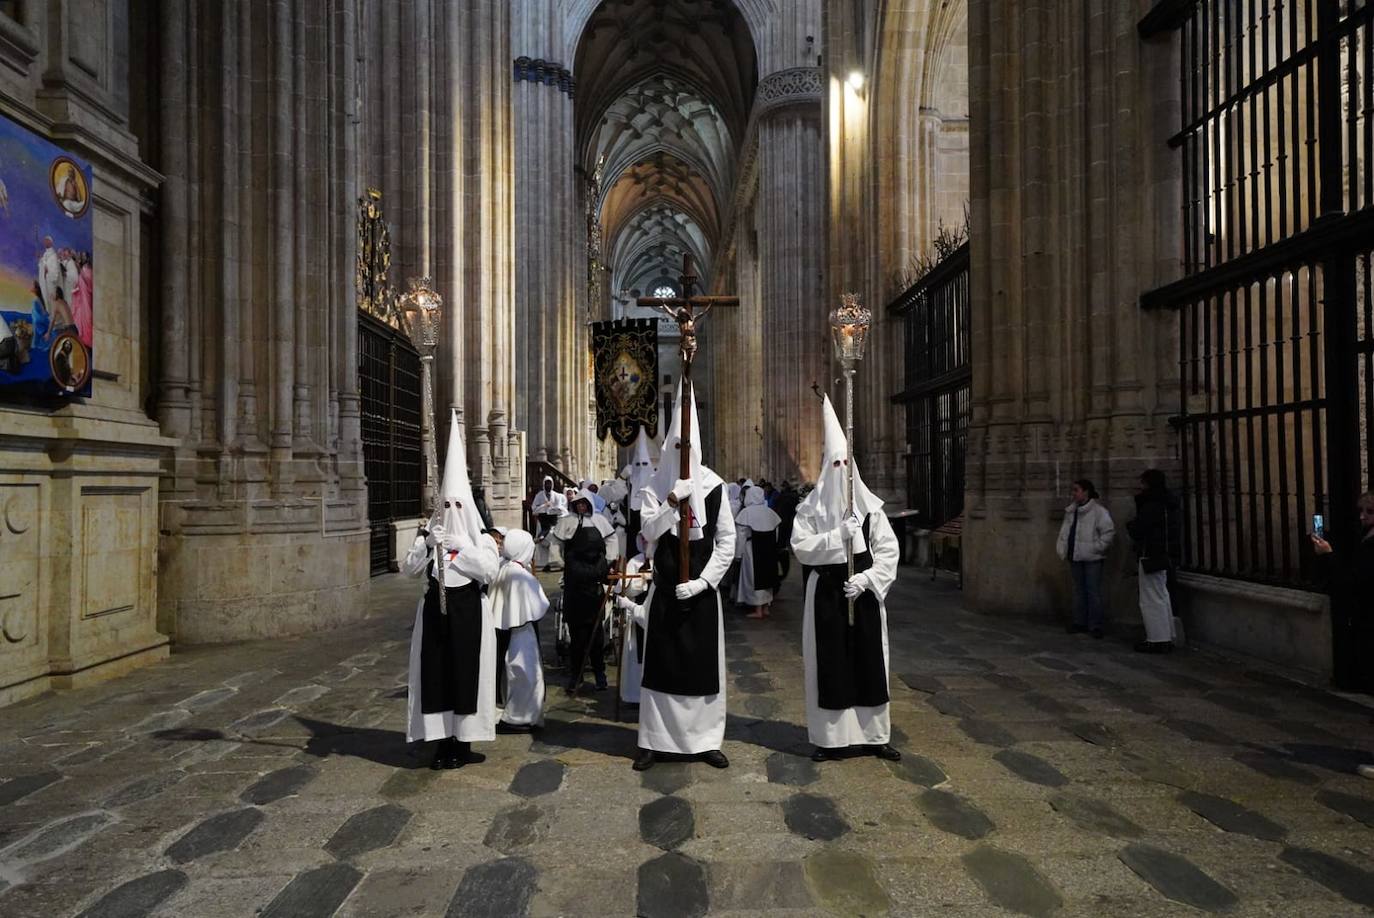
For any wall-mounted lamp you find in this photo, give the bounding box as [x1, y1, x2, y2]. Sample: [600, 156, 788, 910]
[846, 70, 865, 91]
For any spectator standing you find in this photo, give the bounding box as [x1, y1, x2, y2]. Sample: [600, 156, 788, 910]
[1056, 479, 1114, 638]
[1126, 469, 1182, 653]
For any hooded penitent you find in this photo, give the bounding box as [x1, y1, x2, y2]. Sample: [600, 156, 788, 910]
[435, 410, 487, 555]
[645, 383, 721, 537]
[736, 485, 781, 532]
[490, 529, 549, 630]
[800, 395, 883, 531]
[628, 427, 656, 511]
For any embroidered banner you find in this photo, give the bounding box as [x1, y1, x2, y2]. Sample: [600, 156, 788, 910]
[0, 113, 94, 398]
[592, 318, 658, 446]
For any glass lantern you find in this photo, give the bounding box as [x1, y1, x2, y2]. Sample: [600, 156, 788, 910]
[828, 292, 871, 364]
[400, 276, 443, 351]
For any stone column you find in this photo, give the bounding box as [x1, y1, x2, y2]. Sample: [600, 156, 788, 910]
[155, 0, 371, 643]
[511, 38, 579, 471]
[757, 91, 826, 483]
[962, 0, 1179, 620]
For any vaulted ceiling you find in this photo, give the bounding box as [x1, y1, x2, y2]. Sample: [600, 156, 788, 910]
[575, 0, 756, 308]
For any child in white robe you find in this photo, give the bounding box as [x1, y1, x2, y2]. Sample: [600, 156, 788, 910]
[490, 529, 548, 731]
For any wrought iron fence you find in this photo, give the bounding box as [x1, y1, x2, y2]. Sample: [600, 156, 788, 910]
[1141, 0, 1372, 597]
[889, 242, 971, 527]
[359, 314, 422, 575]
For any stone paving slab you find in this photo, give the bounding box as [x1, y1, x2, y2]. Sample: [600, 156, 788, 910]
[4, 569, 1374, 915]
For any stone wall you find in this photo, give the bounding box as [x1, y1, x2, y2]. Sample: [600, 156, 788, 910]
[962, 1, 1182, 625]
[142, 0, 371, 644]
[0, 0, 170, 704]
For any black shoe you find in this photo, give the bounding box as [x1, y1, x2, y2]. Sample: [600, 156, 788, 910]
[430, 738, 458, 770]
[1066, 623, 1088, 634]
[1133, 640, 1174, 654]
[1090, 629, 1104, 639]
[594, 676, 608, 691]
[632, 748, 656, 771]
[871, 744, 901, 762]
[811, 746, 837, 762]
[496, 721, 533, 734]
[446, 741, 484, 769]
[565, 679, 580, 695]
[699, 750, 729, 769]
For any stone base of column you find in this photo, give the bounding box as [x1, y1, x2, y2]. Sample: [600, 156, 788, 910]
[159, 526, 370, 644]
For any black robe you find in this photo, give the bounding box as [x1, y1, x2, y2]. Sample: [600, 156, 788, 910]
[418, 567, 484, 716]
[749, 527, 781, 592]
[809, 515, 889, 710]
[641, 484, 723, 697]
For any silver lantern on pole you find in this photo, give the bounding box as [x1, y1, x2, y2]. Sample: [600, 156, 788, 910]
[828, 292, 872, 626]
[401, 275, 446, 615]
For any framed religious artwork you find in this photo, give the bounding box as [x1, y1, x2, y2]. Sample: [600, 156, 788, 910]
[0, 114, 94, 398]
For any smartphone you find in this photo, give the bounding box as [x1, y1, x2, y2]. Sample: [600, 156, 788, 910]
[1312, 514, 1325, 538]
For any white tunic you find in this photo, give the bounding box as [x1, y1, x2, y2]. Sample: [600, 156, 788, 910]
[635, 487, 735, 754]
[616, 554, 650, 704]
[501, 624, 545, 726]
[792, 510, 900, 748]
[490, 546, 549, 728]
[735, 497, 781, 607]
[401, 535, 501, 743]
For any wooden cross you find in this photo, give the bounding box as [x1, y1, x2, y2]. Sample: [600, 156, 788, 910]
[636, 253, 738, 581]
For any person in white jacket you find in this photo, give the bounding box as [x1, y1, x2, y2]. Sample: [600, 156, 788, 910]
[1055, 479, 1115, 638]
[402, 411, 502, 769]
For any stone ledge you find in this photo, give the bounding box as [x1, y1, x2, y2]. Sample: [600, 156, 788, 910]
[1176, 571, 1326, 614]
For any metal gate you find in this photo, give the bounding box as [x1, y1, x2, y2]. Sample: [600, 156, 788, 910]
[1141, 0, 1373, 686]
[359, 313, 422, 575]
[890, 243, 971, 527]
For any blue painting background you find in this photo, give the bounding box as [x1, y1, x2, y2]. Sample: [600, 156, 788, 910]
[0, 114, 93, 397]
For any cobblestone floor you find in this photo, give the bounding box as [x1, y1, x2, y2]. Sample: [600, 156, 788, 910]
[3, 567, 1374, 917]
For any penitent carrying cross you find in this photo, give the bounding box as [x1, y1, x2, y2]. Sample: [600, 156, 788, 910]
[636, 253, 738, 581]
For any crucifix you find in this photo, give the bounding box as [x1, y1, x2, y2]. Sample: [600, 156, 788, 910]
[637, 253, 738, 582]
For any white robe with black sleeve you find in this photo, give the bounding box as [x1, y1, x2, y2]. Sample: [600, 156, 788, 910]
[791, 509, 899, 748]
[401, 536, 501, 743]
[635, 487, 734, 754]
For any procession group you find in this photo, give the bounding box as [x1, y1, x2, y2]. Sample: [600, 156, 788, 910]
[403, 386, 901, 773]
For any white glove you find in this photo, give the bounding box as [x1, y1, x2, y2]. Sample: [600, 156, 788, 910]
[842, 575, 868, 600]
[615, 595, 636, 612]
[842, 515, 862, 543]
[440, 529, 470, 553]
[428, 523, 445, 548]
[675, 578, 708, 600]
[671, 479, 694, 502]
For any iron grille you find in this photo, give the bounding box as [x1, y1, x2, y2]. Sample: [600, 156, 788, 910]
[359, 314, 422, 575]
[1141, 1, 1372, 595]
[890, 243, 971, 527]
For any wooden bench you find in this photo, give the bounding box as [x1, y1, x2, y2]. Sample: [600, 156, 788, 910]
[928, 514, 964, 587]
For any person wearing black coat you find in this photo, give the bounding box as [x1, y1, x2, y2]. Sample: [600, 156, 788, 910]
[1126, 469, 1182, 653]
[1313, 491, 1374, 695]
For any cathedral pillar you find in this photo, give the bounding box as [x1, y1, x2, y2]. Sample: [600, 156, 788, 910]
[962, 0, 1179, 620]
[756, 72, 826, 483]
[511, 13, 581, 475]
[153, 0, 370, 643]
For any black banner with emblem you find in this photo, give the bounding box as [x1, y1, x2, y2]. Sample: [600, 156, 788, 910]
[592, 318, 658, 446]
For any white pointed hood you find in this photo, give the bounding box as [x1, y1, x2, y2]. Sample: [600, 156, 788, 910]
[645, 382, 722, 538]
[437, 409, 486, 549]
[800, 395, 882, 530]
[628, 426, 656, 510]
